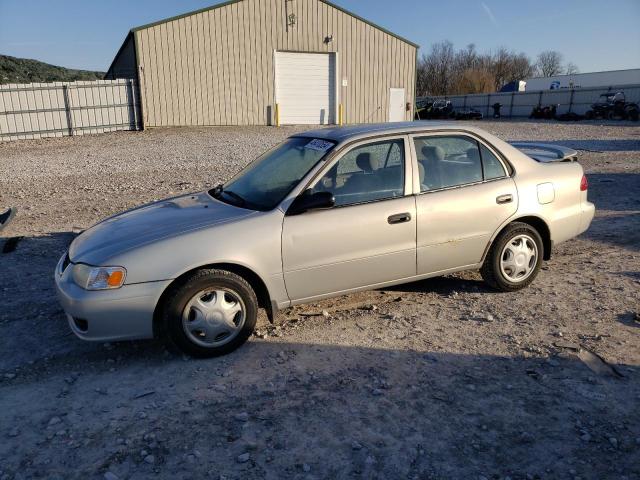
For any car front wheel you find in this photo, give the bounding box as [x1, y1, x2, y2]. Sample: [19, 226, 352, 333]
[481, 222, 543, 292]
[162, 269, 258, 357]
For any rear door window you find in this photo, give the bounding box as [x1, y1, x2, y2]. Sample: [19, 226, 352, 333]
[414, 136, 482, 191]
[414, 135, 508, 192]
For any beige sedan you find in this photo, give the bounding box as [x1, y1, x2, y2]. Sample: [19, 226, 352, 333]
[55, 122, 595, 356]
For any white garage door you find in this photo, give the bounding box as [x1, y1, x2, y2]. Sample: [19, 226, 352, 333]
[275, 52, 336, 125]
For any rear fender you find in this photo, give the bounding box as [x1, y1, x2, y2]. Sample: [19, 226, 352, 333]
[483, 215, 553, 262]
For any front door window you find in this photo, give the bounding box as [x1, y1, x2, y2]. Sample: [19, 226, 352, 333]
[312, 139, 405, 206]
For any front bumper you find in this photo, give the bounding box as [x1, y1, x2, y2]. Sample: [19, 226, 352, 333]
[54, 253, 172, 342]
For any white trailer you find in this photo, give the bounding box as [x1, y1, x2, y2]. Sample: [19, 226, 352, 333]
[525, 68, 640, 91]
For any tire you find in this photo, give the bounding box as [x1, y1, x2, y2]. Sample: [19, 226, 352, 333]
[481, 222, 544, 292]
[628, 109, 639, 122]
[585, 110, 593, 120]
[162, 269, 258, 357]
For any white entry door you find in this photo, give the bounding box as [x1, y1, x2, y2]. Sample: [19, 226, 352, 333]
[389, 88, 405, 122]
[275, 52, 336, 125]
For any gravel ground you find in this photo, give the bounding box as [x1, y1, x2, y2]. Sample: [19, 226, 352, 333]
[0, 119, 639, 480]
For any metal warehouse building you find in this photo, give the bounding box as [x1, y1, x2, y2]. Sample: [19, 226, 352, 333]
[105, 0, 418, 127]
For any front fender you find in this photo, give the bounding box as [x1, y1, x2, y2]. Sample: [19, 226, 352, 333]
[105, 209, 289, 307]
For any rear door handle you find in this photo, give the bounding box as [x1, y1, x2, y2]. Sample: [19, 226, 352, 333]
[496, 194, 513, 204]
[388, 212, 411, 224]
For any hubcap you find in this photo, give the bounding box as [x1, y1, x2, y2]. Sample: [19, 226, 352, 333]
[182, 288, 246, 347]
[499, 234, 538, 283]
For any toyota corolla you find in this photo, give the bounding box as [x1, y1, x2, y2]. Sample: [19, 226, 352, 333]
[55, 122, 594, 356]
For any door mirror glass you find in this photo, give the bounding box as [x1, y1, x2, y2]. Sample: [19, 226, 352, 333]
[287, 190, 335, 215]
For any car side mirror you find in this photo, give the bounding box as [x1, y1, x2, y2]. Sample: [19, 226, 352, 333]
[287, 190, 335, 215]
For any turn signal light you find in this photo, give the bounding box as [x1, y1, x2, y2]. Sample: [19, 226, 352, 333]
[580, 175, 588, 191]
[107, 270, 125, 287]
[72, 264, 127, 290]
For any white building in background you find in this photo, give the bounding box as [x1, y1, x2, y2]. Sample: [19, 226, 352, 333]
[525, 68, 640, 91]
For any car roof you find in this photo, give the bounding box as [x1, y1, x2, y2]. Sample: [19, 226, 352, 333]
[294, 121, 459, 143]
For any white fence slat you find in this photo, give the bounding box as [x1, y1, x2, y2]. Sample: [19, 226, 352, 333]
[88, 84, 98, 133]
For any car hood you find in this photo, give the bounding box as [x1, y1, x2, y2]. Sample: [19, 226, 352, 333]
[69, 191, 255, 265]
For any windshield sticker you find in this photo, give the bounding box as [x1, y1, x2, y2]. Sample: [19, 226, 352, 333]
[304, 139, 334, 152]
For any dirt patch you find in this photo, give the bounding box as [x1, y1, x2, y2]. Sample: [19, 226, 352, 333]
[1, 120, 639, 479]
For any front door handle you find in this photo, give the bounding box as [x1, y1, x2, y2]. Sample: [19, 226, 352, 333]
[388, 212, 412, 224]
[496, 194, 513, 204]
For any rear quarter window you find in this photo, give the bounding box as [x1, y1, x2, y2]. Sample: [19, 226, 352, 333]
[480, 144, 507, 179]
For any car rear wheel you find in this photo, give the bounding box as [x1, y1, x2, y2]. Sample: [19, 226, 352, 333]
[481, 222, 543, 292]
[162, 269, 258, 357]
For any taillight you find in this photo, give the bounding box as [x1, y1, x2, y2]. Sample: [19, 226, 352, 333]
[580, 174, 588, 191]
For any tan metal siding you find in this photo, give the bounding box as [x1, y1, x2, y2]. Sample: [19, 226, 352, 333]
[134, 0, 417, 126]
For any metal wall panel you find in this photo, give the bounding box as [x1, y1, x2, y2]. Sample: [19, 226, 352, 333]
[0, 80, 141, 142]
[131, 0, 417, 127]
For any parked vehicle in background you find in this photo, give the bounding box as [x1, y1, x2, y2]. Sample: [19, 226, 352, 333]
[453, 108, 483, 120]
[556, 112, 585, 122]
[428, 100, 454, 119]
[414, 98, 434, 120]
[499, 80, 526, 92]
[492, 103, 502, 118]
[525, 68, 640, 91]
[55, 122, 595, 357]
[416, 100, 455, 120]
[529, 104, 558, 120]
[585, 92, 639, 121]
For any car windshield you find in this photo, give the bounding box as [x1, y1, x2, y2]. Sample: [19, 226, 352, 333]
[211, 137, 336, 211]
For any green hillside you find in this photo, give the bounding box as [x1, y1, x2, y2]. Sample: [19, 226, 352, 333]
[0, 54, 105, 85]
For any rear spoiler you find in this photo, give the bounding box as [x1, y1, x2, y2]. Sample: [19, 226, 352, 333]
[509, 142, 578, 163]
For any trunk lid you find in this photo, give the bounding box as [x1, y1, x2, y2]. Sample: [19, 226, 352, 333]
[509, 142, 578, 163]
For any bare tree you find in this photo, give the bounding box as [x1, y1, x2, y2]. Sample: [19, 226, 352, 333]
[452, 67, 495, 94]
[491, 47, 512, 91]
[510, 53, 535, 82]
[565, 62, 580, 75]
[455, 44, 480, 72]
[416, 56, 430, 97]
[416, 42, 575, 96]
[417, 47, 485, 96]
[484, 47, 533, 91]
[416, 41, 455, 96]
[535, 50, 564, 77]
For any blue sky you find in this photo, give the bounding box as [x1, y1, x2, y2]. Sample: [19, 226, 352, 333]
[1, 0, 638, 73]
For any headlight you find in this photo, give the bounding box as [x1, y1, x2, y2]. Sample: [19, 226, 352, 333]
[72, 264, 126, 290]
